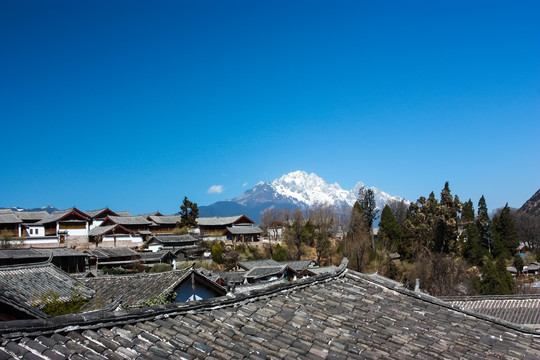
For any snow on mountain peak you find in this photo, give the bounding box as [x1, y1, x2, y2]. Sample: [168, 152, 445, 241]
[270, 171, 354, 207]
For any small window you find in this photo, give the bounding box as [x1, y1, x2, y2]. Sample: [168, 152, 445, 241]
[29, 229, 33, 234]
[35, 229, 39, 235]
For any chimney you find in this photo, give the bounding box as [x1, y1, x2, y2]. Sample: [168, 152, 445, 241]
[414, 278, 420, 293]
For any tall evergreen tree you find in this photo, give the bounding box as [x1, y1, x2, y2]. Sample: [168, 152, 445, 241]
[357, 186, 379, 252]
[492, 204, 519, 258]
[476, 195, 493, 253]
[178, 196, 199, 228]
[378, 205, 401, 252]
[461, 199, 475, 222]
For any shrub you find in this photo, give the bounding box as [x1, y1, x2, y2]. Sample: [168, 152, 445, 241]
[34, 290, 90, 316]
[149, 263, 173, 273]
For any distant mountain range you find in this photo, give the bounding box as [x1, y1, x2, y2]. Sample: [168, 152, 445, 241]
[199, 170, 408, 222]
[0, 205, 58, 213]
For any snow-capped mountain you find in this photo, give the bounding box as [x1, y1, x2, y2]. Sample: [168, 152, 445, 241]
[199, 171, 408, 221]
[0, 205, 58, 213]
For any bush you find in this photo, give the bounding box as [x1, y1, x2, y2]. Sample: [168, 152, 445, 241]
[212, 242, 224, 264]
[172, 226, 189, 235]
[149, 263, 173, 273]
[273, 244, 288, 261]
[34, 290, 90, 316]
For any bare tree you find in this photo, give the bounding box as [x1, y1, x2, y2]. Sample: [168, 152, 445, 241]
[260, 208, 281, 257]
[310, 205, 335, 265]
[387, 199, 409, 226]
[513, 211, 540, 253]
[343, 203, 372, 271]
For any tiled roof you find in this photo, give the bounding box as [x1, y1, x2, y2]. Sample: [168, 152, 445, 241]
[0, 213, 22, 224]
[81, 269, 191, 310]
[86, 247, 140, 260]
[244, 266, 286, 279]
[139, 250, 177, 262]
[13, 211, 49, 222]
[85, 208, 119, 219]
[283, 259, 315, 272]
[38, 208, 90, 225]
[1, 262, 540, 359]
[148, 215, 182, 225]
[226, 225, 263, 235]
[442, 295, 540, 328]
[0, 262, 94, 309]
[237, 259, 279, 270]
[115, 211, 133, 217]
[105, 216, 153, 226]
[197, 215, 253, 226]
[0, 248, 87, 261]
[149, 234, 198, 244]
[88, 224, 133, 236]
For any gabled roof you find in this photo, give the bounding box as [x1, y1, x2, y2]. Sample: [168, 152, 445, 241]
[137, 211, 163, 217]
[148, 234, 198, 245]
[0, 213, 22, 224]
[85, 208, 119, 219]
[39, 208, 90, 225]
[2, 261, 540, 359]
[81, 269, 190, 309]
[85, 247, 141, 260]
[102, 215, 153, 226]
[0, 247, 87, 261]
[281, 259, 316, 272]
[244, 265, 288, 279]
[115, 210, 133, 217]
[237, 259, 279, 270]
[0, 261, 94, 311]
[147, 215, 182, 225]
[225, 225, 263, 235]
[139, 250, 177, 263]
[197, 214, 255, 226]
[88, 224, 133, 236]
[13, 211, 49, 222]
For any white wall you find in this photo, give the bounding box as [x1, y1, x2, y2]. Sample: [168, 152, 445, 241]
[26, 225, 46, 237]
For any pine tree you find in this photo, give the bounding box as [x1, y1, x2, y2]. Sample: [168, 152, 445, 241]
[477, 195, 493, 253]
[178, 197, 199, 228]
[492, 204, 519, 258]
[357, 186, 379, 252]
[461, 199, 475, 223]
[379, 205, 401, 252]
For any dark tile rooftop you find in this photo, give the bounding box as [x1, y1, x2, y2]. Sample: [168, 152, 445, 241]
[0, 262, 94, 313]
[442, 294, 540, 328]
[1, 261, 540, 359]
[80, 269, 191, 310]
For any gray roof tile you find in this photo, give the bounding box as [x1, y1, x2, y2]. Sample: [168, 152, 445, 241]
[1, 261, 540, 359]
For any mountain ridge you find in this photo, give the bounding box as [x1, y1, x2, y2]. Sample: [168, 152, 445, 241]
[199, 170, 408, 222]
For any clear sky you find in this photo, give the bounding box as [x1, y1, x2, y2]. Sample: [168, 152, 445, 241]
[1, 1, 539, 215]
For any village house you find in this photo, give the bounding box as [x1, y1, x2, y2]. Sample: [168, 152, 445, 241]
[85, 247, 142, 269]
[0, 247, 87, 273]
[100, 215, 153, 236]
[38, 208, 91, 247]
[146, 215, 182, 234]
[197, 214, 256, 236]
[85, 208, 121, 230]
[88, 224, 144, 248]
[0, 211, 22, 238]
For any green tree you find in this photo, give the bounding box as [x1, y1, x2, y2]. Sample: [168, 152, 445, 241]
[378, 205, 401, 252]
[357, 186, 379, 252]
[272, 244, 288, 261]
[477, 195, 493, 253]
[177, 196, 199, 228]
[461, 199, 475, 223]
[492, 204, 519, 259]
[513, 256, 524, 275]
[474, 257, 515, 295]
[211, 242, 224, 264]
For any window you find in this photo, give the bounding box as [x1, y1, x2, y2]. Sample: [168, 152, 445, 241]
[35, 229, 39, 235]
[29, 229, 33, 234]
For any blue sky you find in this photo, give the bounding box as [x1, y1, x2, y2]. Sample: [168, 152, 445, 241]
[1, 1, 538, 215]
